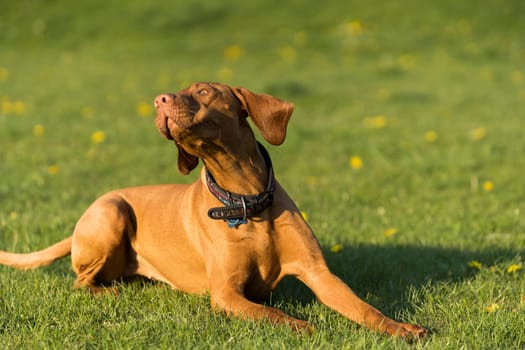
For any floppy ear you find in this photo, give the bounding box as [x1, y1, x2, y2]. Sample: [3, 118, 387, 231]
[232, 87, 293, 145]
[176, 143, 199, 175]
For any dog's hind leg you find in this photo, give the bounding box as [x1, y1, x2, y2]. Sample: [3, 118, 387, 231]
[71, 193, 135, 294]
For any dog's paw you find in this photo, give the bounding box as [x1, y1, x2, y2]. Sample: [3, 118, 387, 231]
[385, 321, 428, 341]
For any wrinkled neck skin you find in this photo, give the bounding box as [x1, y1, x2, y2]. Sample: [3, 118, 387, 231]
[201, 131, 270, 196]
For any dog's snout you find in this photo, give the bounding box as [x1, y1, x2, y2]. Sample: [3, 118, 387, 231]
[154, 94, 175, 109]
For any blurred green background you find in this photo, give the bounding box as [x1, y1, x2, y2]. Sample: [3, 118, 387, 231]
[1, 1, 524, 348]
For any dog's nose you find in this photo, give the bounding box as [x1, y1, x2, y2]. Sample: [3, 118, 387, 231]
[154, 94, 175, 109]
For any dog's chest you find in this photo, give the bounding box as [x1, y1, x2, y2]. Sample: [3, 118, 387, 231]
[239, 229, 282, 299]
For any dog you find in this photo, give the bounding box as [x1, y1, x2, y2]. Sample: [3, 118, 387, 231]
[0, 82, 427, 338]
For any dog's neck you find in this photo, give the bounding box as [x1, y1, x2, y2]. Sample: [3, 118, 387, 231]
[204, 142, 275, 227]
[202, 141, 270, 196]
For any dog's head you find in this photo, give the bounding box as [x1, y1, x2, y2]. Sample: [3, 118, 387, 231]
[154, 82, 293, 174]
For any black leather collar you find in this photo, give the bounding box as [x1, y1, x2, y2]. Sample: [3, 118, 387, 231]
[206, 142, 275, 228]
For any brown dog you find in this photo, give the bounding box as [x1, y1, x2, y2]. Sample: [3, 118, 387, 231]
[0, 82, 426, 338]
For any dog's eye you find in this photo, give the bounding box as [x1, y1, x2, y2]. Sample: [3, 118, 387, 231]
[198, 89, 208, 96]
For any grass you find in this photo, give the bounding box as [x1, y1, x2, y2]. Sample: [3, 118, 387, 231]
[1, 0, 525, 348]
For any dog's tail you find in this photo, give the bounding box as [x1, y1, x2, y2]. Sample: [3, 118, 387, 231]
[0, 236, 72, 270]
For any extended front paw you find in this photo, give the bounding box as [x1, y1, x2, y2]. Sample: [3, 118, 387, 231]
[385, 320, 428, 340]
[287, 319, 315, 335]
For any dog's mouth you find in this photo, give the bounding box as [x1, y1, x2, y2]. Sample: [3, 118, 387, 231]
[156, 105, 198, 140]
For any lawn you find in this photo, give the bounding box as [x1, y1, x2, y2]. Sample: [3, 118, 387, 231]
[1, 0, 524, 348]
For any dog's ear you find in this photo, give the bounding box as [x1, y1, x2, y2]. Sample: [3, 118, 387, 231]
[232, 87, 293, 145]
[176, 143, 199, 175]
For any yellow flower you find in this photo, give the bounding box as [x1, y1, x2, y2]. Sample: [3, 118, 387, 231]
[305, 176, 317, 187]
[13, 101, 25, 115]
[344, 20, 363, 36]
[363, 115, 387, 128]
[424, 130, 438, 143]
[224, 45, 243, 63]
[383, 228, 398, 237]
[468, 260, 483, 270]
[47, 164, 59, 175]
[485, 303, 499, 313]
[330, 244, 343, 253]
[349, 156, 363, 170]
[301, 211, 308, 221]
[470, 127, 487, 141]
[278, 46, 296, 63]
[91, 130, 106, 144]
[9, 211, 17, 220]
[483, 181, 494, 192]
[1, 99, 12, 115]
[33, 124, 45, 137]
[217, 67, 233, 81]
[136, 101, 153, 117]
[507, 264, 522, 273]
[0, 67, 9, 81]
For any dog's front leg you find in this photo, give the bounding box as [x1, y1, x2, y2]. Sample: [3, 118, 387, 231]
[299, 266, 427, 338]
[209, 287, 312, 333]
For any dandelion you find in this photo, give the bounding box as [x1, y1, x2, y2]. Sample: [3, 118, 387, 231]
[468, 260, 483, 270]
[470, 127, 486, 140]
[331, 244, 343, 253]
[363, 115, 387, 128]
[383, 228, 398, 237]
[9, 211, 17, 220]
[344, 20, 363, 36]
[224, 45, 243, 63]
[33, 124, 45, 137]
[278, 46, 296, 63]
[507, 264, 522, 273]
[349, 156, 363, 170]
[305, 176, 317, 187]
[217, 67, 233, 81]
[483, 181, 494, 192]
[47, 164, 59, 175]
[13, 100, 25, 115]
[485, 303, 499, 313]
[136, 102, 153, 117]
[91, 130, 106, 145]
[424, 130, 438, 143]
[1, 98, 12, 115]
[0, 67, 9, 81]
[301, 211, 308, 221]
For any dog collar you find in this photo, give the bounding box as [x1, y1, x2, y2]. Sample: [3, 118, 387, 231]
[206, 142, 275, 228]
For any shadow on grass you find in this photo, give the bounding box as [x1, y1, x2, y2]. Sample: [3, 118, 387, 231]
[273, 242, 523, 311]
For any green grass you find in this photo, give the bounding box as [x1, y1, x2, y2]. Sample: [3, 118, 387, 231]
[1, 0, 525, 348]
